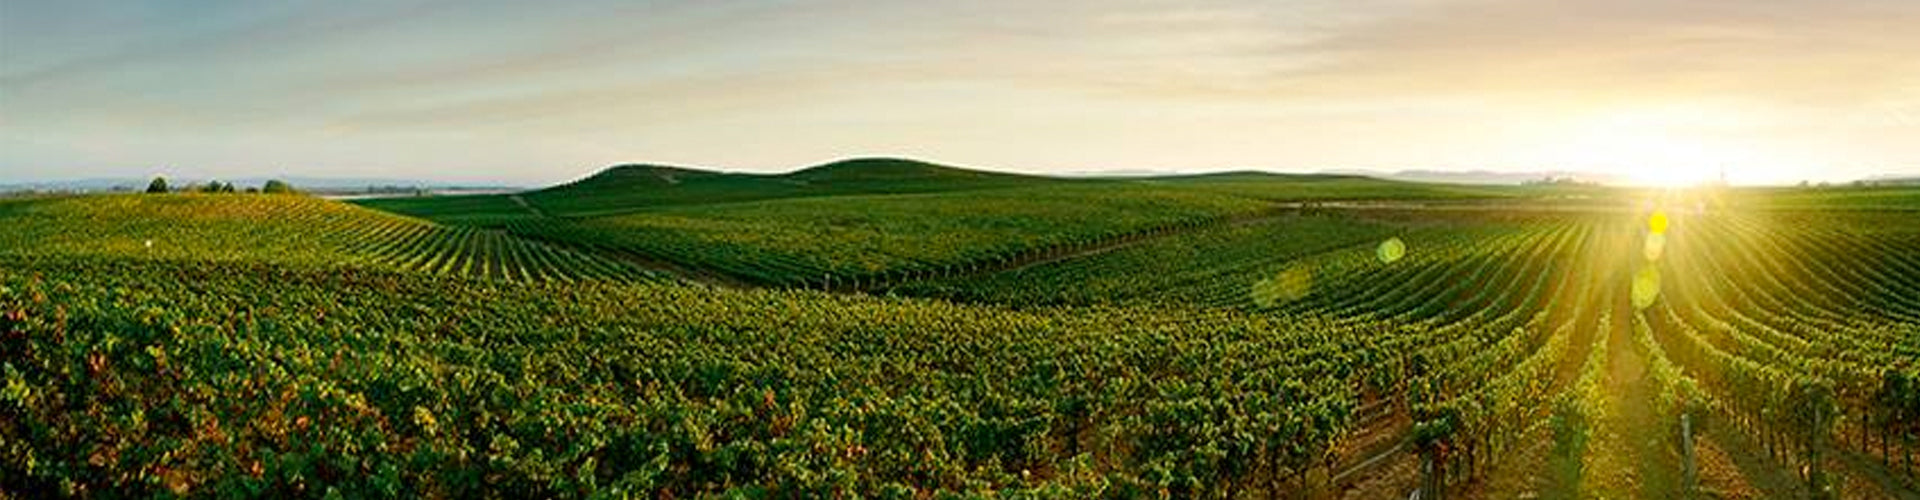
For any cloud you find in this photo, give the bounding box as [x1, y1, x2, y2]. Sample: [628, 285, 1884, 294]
[1279, 0, 1920, 105]
[1, 0, 1916, 183]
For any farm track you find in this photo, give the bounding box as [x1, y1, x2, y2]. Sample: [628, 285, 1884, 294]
[507, 193, 551, 218]
[1451, 223, 1615, 499]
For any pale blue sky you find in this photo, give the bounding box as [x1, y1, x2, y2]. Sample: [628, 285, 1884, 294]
[3, 0, 1917, 185]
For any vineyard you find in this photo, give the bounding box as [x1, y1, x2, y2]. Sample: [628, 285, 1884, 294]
[358, 159, 1502, 289]
[497, 183, 1274, 287]
[2, 169, 1918, 498]
[0, 195, 664, 283]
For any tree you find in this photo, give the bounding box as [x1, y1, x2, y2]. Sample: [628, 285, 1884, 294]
[262, 179, 296, 194]
[146, 177, 169, 193]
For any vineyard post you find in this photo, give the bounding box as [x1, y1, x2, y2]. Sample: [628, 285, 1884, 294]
[1858, 408, 1868, 456]
[1418, 453, 1441, 500]
[1682, 413, 1696, 497]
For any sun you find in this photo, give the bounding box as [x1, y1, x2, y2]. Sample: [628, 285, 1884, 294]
[1611, 142, 1720, 187]
[1534, 105, 1756, 187]
[1560, 123, 1723, 187]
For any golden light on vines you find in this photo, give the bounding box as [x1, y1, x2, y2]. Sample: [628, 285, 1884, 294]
[1251, 264, 1314, 307]
[1377, 237, 1407, 264]
[1643, 232, 1667, 262]
[1632, 265, 1662, 310]
[1635, 207, 1671, 309]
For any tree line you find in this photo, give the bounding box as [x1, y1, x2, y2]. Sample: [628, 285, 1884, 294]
[145, 176, 296, 194]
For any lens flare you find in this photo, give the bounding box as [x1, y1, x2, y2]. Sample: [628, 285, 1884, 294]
[1632, 266, 1662, 309]
[1649, 210, 1669, 234]
[1642, 232, 1666, 261]
[1377, 237, 1406, 264]
[1250, 265, 1314, 307]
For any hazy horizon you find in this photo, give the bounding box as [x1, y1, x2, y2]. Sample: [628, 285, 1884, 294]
[5, 1, 1919, 186]
[9, 158, 1916, 190]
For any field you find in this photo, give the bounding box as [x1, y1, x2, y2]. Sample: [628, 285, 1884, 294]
[3, 160, 1918, 498]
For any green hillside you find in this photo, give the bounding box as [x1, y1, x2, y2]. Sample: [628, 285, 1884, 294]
[354, 158, 1068, 225]
[353, 193, 540, 226]
[0, 194, 661, 282]
[353, 159, 1536, 287]
[526, 157, 1068, 218]
[359, 162, 1522, 226]
[505, 183, 1270, 286]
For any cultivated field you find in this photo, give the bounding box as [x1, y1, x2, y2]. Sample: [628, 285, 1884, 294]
[2, 159, 1916, 498]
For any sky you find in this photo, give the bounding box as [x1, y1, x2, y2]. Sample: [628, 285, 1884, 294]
[3, 0, 1918, 186]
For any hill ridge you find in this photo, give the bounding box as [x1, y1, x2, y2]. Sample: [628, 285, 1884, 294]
[523, 156, 1070, 217]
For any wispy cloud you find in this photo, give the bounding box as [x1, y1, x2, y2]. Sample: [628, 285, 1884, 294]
[2, 0, 1915, 184]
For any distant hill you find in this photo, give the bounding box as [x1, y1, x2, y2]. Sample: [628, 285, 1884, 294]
[525, 157, 1070, 217]
[361, 158, 1542, 225]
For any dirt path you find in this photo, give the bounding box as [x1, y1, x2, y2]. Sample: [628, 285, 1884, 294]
[1695, 418, 1806, 499]
[1692, 415, 1920, 499]
[1831, 447, 1920, 499]
[507, 193, 550, 218]
[1584, 315, 1682, 498]
[1464, 223, 1618, 499]
[1571, 223, 1695, 500]
[1327, 408, 1415, 498]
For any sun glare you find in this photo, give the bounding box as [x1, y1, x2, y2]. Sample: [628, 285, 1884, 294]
[1534, 106, 1769, 187]
[1570, 130, 1723, 187]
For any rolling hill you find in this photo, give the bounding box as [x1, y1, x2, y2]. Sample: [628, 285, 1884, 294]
[524, 157, 1070, 217]
[0, 194, 663, 282]
[353, 158, 1547, 287]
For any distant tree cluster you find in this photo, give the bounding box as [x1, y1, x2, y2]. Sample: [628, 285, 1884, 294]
[142, 176, 297, 195]
[1523, 176, 1598, 187]
[1849, 179, 1920, 188]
